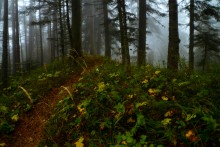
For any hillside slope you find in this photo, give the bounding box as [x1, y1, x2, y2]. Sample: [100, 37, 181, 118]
[2, 57, 103, 147]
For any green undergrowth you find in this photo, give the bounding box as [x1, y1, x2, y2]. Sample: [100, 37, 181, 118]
[40, 60, 220, 146]
[0, 56, 103, 136]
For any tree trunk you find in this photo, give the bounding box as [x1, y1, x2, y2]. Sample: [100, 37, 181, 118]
[23, 7, 28, 63]
[28, 1, 34, 64]
[89, 0, 96, 55]
[137, 0, 147, 66]
[12, 0, 16, 74]
[167, 0, 179, 70]
[1, 0, 9, 87]
[66, 0, 73, 48]
[71, 0, 82, 57]
[202, 45, 208, 71]
[12, 0, 21, 74]
[39, 0, 44, 66]
[59, 0, 65, 57]
[0, 0, 3, 17]
[117, 0, 130, 66]
[103, 0, 111, 58]
[189, 0, 194, 70]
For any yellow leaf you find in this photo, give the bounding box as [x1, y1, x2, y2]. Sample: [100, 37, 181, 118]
[121, 141, 127, 145]
[78, 77, 83, 81]
[185, 130, 194, 138]
[161, 118, 172, 125]
[148, 88, 158, 96]
[11, 114, 19, 122]
[127, 117, 136, 123]
[97, 82, 106, 92]
[0, 143, 6, 146]
[142, 79, 148, 84]
[74, 137, 84, 147]
[128, 94, 134, 99]
[186, 114, 196, 121]
[164, 111, 174, 117]
[162, 96, 168, 101]
[77, 106, 86, 115]
[155, 70, 161, 75]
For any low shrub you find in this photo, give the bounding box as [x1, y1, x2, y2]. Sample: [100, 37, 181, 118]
[42, 60, 220, 146]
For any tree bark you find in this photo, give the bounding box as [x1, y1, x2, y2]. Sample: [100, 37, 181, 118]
[1, 0, 9, 87]
[59, 0, 65, 56]
[0, 0, 3, 18]
[66, 0, 73, 48]
[117, 0, 130, 66]
[39, 0, 44, 66]
[71, 0, 82, 57]
[103, 0, 111, 58]
[189, 0, 194, 70]
[137, 0, 147, 66]
[12, 0, 21, 74]
[167, 0, 179, 70]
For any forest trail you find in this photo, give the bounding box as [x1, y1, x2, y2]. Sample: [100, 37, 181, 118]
[5, 58, 103, 147]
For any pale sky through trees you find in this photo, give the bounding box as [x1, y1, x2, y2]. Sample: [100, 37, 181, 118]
[0, 0, 216, 65]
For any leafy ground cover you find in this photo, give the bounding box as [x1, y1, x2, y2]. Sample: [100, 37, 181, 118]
[0, 56, 103, 144]
[40, 60, 220, 146]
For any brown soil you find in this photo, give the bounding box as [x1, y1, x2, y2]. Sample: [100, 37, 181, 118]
[3, 58, 103, 147]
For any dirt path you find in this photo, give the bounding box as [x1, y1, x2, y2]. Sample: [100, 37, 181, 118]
[5, 59, 103, 147]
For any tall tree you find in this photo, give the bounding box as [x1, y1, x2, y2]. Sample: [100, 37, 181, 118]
[12, 0, 21, 74]
[71, 0, 82, 57]
[66, 0, 73, 48]
[137, 0, 147, 66]
[117, 0, 130, 66]
[193, 1, 220, 71]
[59, 0, 65, 56]
[38, 0, 44, 66]
[189, 0, 194, 70]
[1, 0, 9, 87]
[167, 0, 180, 70]
[27, 0, 35, 66]
[0, 0, 3, 18]
[103, 0, 111, 58]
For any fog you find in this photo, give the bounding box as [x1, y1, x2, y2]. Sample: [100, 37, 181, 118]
[146, 0, 189, 66]
[0, 0, 193, 66]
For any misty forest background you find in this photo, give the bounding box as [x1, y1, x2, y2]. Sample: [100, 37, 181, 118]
[1, 0, 220, 146]
[0, 0, 220, 86]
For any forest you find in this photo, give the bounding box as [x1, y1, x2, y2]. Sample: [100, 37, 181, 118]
[0, 0, 220, 146]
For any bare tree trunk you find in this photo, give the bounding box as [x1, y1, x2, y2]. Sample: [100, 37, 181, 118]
[71, 0, 82, 57]
[89, 0, 96, 55]
[12, 0, 21, 74]
[59, 0, 65, 56]
[23, 7, 28, 63]
[12, 0, 16, 74]
[48, 22, 52, 62]
[117, 0, 130, 66]
[28, 1, 34, 63]
[103, 0, 111, 58]
[137, 0, 147, 66]
[39, 0, 44, 66]
[51, 12, 58, 61]
[167, 0, 179, 70]
[0, 0, 3, 17]
[1, 0, 9, 87]
[66, 0, 73, 48]
[202, 45, 208, 72]
[189, 0, 194, 70]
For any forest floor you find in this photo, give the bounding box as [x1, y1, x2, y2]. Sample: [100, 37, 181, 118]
[4, 58, 103, 147]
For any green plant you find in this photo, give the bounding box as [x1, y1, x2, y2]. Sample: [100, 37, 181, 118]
[40, 59, 220, 146]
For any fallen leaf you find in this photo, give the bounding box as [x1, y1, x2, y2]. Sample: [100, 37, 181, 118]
[0, 143, 6, 146]
[74, 137, 84, 147]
